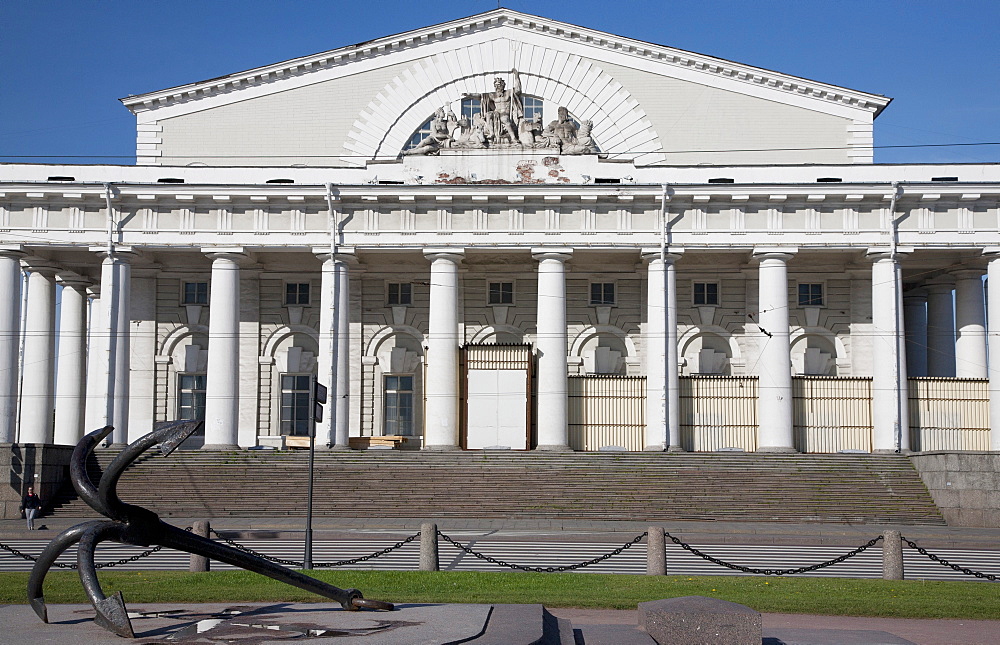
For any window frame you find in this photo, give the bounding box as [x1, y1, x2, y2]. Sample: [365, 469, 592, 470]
[487, 280, 515, 306]
[176, 373, 206, 421]
[692, 281, 720, 307]
[387, 282, 413, 306]
[589, 281, 616, 306]
[279, 373, 313, 437]
[284, 281, 311, 306]
[383, 374, 415, 437]
[797, 281, 825, 307]
[181, 281, 209, 306]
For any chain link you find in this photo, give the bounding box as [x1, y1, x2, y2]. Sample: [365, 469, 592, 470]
[0, 527, 192, 570]
[664, 532, 883, 576]
[437, 530, 648, 572]
[209, 529, 420, 568]
[901, 536, 998, 581]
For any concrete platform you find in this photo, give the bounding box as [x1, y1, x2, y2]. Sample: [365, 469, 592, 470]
[4, 602, 996, 644]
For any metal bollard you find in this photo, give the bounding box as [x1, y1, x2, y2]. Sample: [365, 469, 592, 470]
[420, 522, 439, 571]
[882, 529, 904, 580]
[189, 520, 211, 572]
[646, 526, 667, 575]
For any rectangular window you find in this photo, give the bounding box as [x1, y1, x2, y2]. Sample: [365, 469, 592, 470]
[178, 374, 206, 420]
[590, 282, 616, 306]
[461, 97, 482, 121]
[798, 283, 824, 307]
[285, 282, 310, 305]
[387, 282, 412, 306]
[384, 375, 414, 436]
[280, 374, 313, 436]
[488, 282, 513, 305]
[182, 282, 208, 305]
[522, 96, 544, 121]
[693, 282, 719, 306]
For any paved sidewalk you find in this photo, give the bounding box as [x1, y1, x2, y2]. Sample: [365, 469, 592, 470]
[549, 609, 1000, 645]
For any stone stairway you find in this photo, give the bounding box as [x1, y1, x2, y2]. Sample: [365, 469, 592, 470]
[48, 451, 946, 525]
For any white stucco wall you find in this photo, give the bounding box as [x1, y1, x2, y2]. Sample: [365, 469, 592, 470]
[588, 58, 857, 165]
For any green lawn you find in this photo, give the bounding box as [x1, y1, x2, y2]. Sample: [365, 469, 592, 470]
[3, 570, 998, 619]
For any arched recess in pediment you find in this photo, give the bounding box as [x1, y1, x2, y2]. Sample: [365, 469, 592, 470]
[343, 40, 666, 166]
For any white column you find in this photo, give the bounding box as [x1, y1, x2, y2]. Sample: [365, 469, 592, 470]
[869, 251, 910, 453]
[642, 249, 682, 451]
[315, 248, 356, 449]
[95, 250, 133, 446]
[202, 249, 245, 450]
[533, 248, 573, 450]
[0, 247, 24, 443]
[422, 249, 463, 449]
[985, 250, 1000, 450]
[54, 275, 90, 446]
[952, 268, 987, 379]
[84, 285, 103, 433]
[19, 264, 58, 444]
[925, 277, 956, 377]
[903, 289, 928, 378]
[753, 249, 796, 452]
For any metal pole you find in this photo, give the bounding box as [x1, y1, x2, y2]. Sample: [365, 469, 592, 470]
[304, 389, 316, 569]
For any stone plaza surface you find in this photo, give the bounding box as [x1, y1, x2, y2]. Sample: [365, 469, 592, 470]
[5, 601, 997, 645]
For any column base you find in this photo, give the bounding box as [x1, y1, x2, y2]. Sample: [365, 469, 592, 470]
[201, 443, 241, 451]
[643, 445, 666, 452]
[756, 446, 798, 453]
[321, 444, 354, 451]
[667, 445, 686, 453]
[534, 444, 573, 452]
[422, 444, 461, 451]
[873, 449, 910, 455]
[103, 443, 128, 450]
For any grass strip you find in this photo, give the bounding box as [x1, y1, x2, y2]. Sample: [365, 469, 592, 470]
[3, 570, 998, 619]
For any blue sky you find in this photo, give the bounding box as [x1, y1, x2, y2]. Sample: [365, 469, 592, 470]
[2, 0, 999, 165]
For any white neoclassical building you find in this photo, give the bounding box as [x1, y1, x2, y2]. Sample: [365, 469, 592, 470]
[2, 9, 1000, 456]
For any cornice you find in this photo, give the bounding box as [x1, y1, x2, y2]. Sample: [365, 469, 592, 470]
[120, 9, 890, 118]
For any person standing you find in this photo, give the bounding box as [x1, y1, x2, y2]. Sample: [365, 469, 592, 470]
[20, 486, 41, 530]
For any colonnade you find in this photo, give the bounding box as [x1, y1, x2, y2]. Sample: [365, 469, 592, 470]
[1, 245, 998, 453]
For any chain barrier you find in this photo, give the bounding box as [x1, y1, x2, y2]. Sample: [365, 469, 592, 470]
[437, 530, 647, 572]
[901, 536, 998, 581]
[663, 531, 883, 576]
[209, 529, 420, 569]
[0, 528, 192, 569]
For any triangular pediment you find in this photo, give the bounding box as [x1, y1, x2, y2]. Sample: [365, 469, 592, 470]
[122, 9, 888, 118]
[121, 10, 890, 167]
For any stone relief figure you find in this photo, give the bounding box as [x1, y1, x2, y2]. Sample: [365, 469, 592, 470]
[562, 119, 595, 155]
[450, 116, 487, 149]
[402, 107, 454, 156]
[403, 69, 596, 155]
[478, 69, 523, 145]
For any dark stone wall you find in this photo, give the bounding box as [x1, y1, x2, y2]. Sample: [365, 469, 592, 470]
[910, 452, 1000, 527]
[0, 443, 74, 519]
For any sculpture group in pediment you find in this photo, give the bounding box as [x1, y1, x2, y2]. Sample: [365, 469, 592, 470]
[403, 68, 596, 156]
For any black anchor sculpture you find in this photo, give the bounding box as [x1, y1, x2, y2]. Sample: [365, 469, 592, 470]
[28, 421, 393, 638]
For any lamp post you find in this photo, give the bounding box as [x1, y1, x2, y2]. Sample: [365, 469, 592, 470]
[304, 380, 328, 570]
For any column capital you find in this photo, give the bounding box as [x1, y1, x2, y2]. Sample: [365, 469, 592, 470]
[752, 246, 797, 262]
[312, 247, 358, 265]
[865, 246, 913, 262]
[423, 248, 465, 263]
[56, 271, 91, 288]
[982, 247, 1000, 258]
[641, 248, 684, 263]
[531, 247, 573, 262]
[88, 245, 138, 261]
[924, 274, 956, 292]
[903, 288, 927, 303]
[20, 257, 60, 275]
[950, 267, 986, 280]
[0, 244, 26, 259]
[201, 246, 248, 263]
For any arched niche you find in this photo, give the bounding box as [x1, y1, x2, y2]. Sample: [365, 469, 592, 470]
[570, 325, 638, 375]
[679, 330, 740, 376]
[344, 42, 665, 165]
[790, 332, 841, 376]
